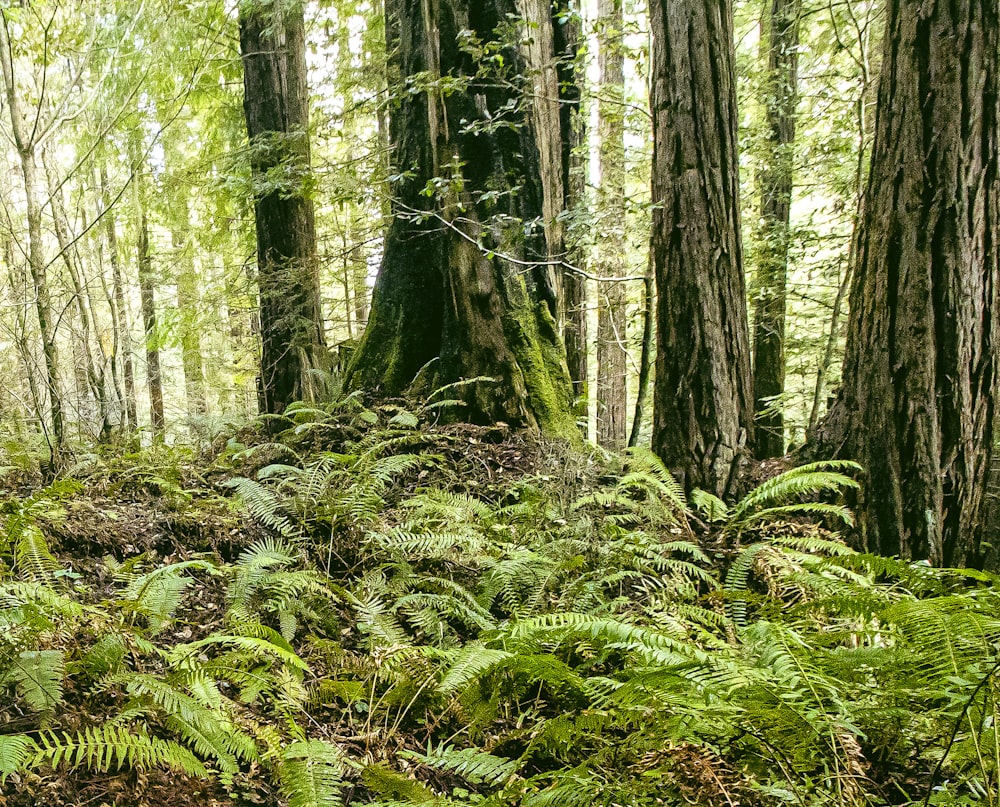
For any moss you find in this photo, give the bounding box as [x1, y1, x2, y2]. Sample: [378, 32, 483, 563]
[502, 279, 580, 443]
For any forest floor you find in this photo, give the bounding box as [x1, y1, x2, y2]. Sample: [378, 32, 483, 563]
[3, 414, 598, 807]
[0, 400, 995, 806]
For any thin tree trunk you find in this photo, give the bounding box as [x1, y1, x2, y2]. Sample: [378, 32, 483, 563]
[807, 257, 850, 436]
[138, 210, 165, 439]
[628, 267, 654, 448]
[166, 190, 208, 424]
[751, 0, 800, 458]
[555, 4, 587, 407]
[808, 3, 875, 434]
[102, 166, 138, 431]
[45, 152, 112, 440]
[596, 0, 628, 450]
[648, 0, 754, 497]
[0, 14, 64, 460]
[2, 238, 45, 442]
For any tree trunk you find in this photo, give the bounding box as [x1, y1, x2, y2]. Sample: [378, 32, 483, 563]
[165, 185, 209, 425]
[345, 0, 576, 438]
[628, 268, 654, 448]
[45, 153, 112, 441]
[820, 0, 1000, 567]
[554, 2, 588, 405]
[0, 14, 65, 459]
[240, 0, 329, 416]
[751, 0, 799, 459]
[137, 210, 165, 439]
[595, 0, 628, 450]
[102, 167, 138, 432]
[648, 0, 754, 497]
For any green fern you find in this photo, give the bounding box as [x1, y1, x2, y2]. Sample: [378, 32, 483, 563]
[0, 734, 34, 782]
[32, 724, 208, 777]
[5, 649, 64, 711]
[404, 744, 518, 787]
[279, 739, 346, 807]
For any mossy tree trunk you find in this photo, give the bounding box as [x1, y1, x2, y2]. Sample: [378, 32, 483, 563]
[240, 0, 329, 416]
[819, 0, 1000, 567]
[648, 0, 754, 497]
[345, 0, 576, 438]
[752, 0, 799, 459]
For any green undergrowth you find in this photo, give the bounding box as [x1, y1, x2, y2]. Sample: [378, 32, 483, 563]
[1, 399, 999, 806]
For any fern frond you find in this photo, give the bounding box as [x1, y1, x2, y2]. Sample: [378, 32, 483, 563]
[730, 463, 860, 526]
[690, 488, 729, 521]
[405, 744, 518, 786]
[0, 734, 36, 781]
[740, 502, 855, 528]
[10, 524, 61, 580]
[439, 644, 514, 695]
[279, 739, 346, 807]
[33, 725, 207, 777]
[222, 477, 303, 538]
[623, 446, 689, 513]
[7, 649, 64, 711]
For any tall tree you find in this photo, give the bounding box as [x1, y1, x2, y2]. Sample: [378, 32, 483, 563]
[595, 0, 628, 449]
[0, 10, 66, 458]
[648, 0, 753, 497]
[751, 0, 799, 458]
[240, 0, 329, 416]
[554, 2, 588, 407]
[137, 208, 165, 440]
[345, 0, 577, 436]
[820, 0, 999, 567]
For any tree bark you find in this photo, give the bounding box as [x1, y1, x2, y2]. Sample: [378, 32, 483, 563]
[137, 210, 165, 439]
[648, 0, 754, 497]
[345, 0, 576, 437]
[240, 0, 329, 416]
[554, 3, 588, 407]
[819, 0, 1000, 567]
[595, 0, 628, 450]
[752, 0, 800, 459]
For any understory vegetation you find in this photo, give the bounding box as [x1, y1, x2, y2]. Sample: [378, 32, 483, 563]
[1, 398, 998, 806]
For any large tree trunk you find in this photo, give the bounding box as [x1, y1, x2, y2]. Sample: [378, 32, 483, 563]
[595, 0, 628, 450]
[752, 0, 799, 459]
[820, 0, 1000, 567]
[648, 0, 754, 497]
[345, 0, 576, 438]
[240, 0, 329, 416]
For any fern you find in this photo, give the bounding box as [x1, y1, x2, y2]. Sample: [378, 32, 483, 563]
[279, 739, 346, 807]
[404, 744, 518, 787]
[727, 461, 860, 531]
[32, 724, 208, 777]
[222, 476, 304, 538]
[0, 734, 34, 782]
[5, 649, 64, 711]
